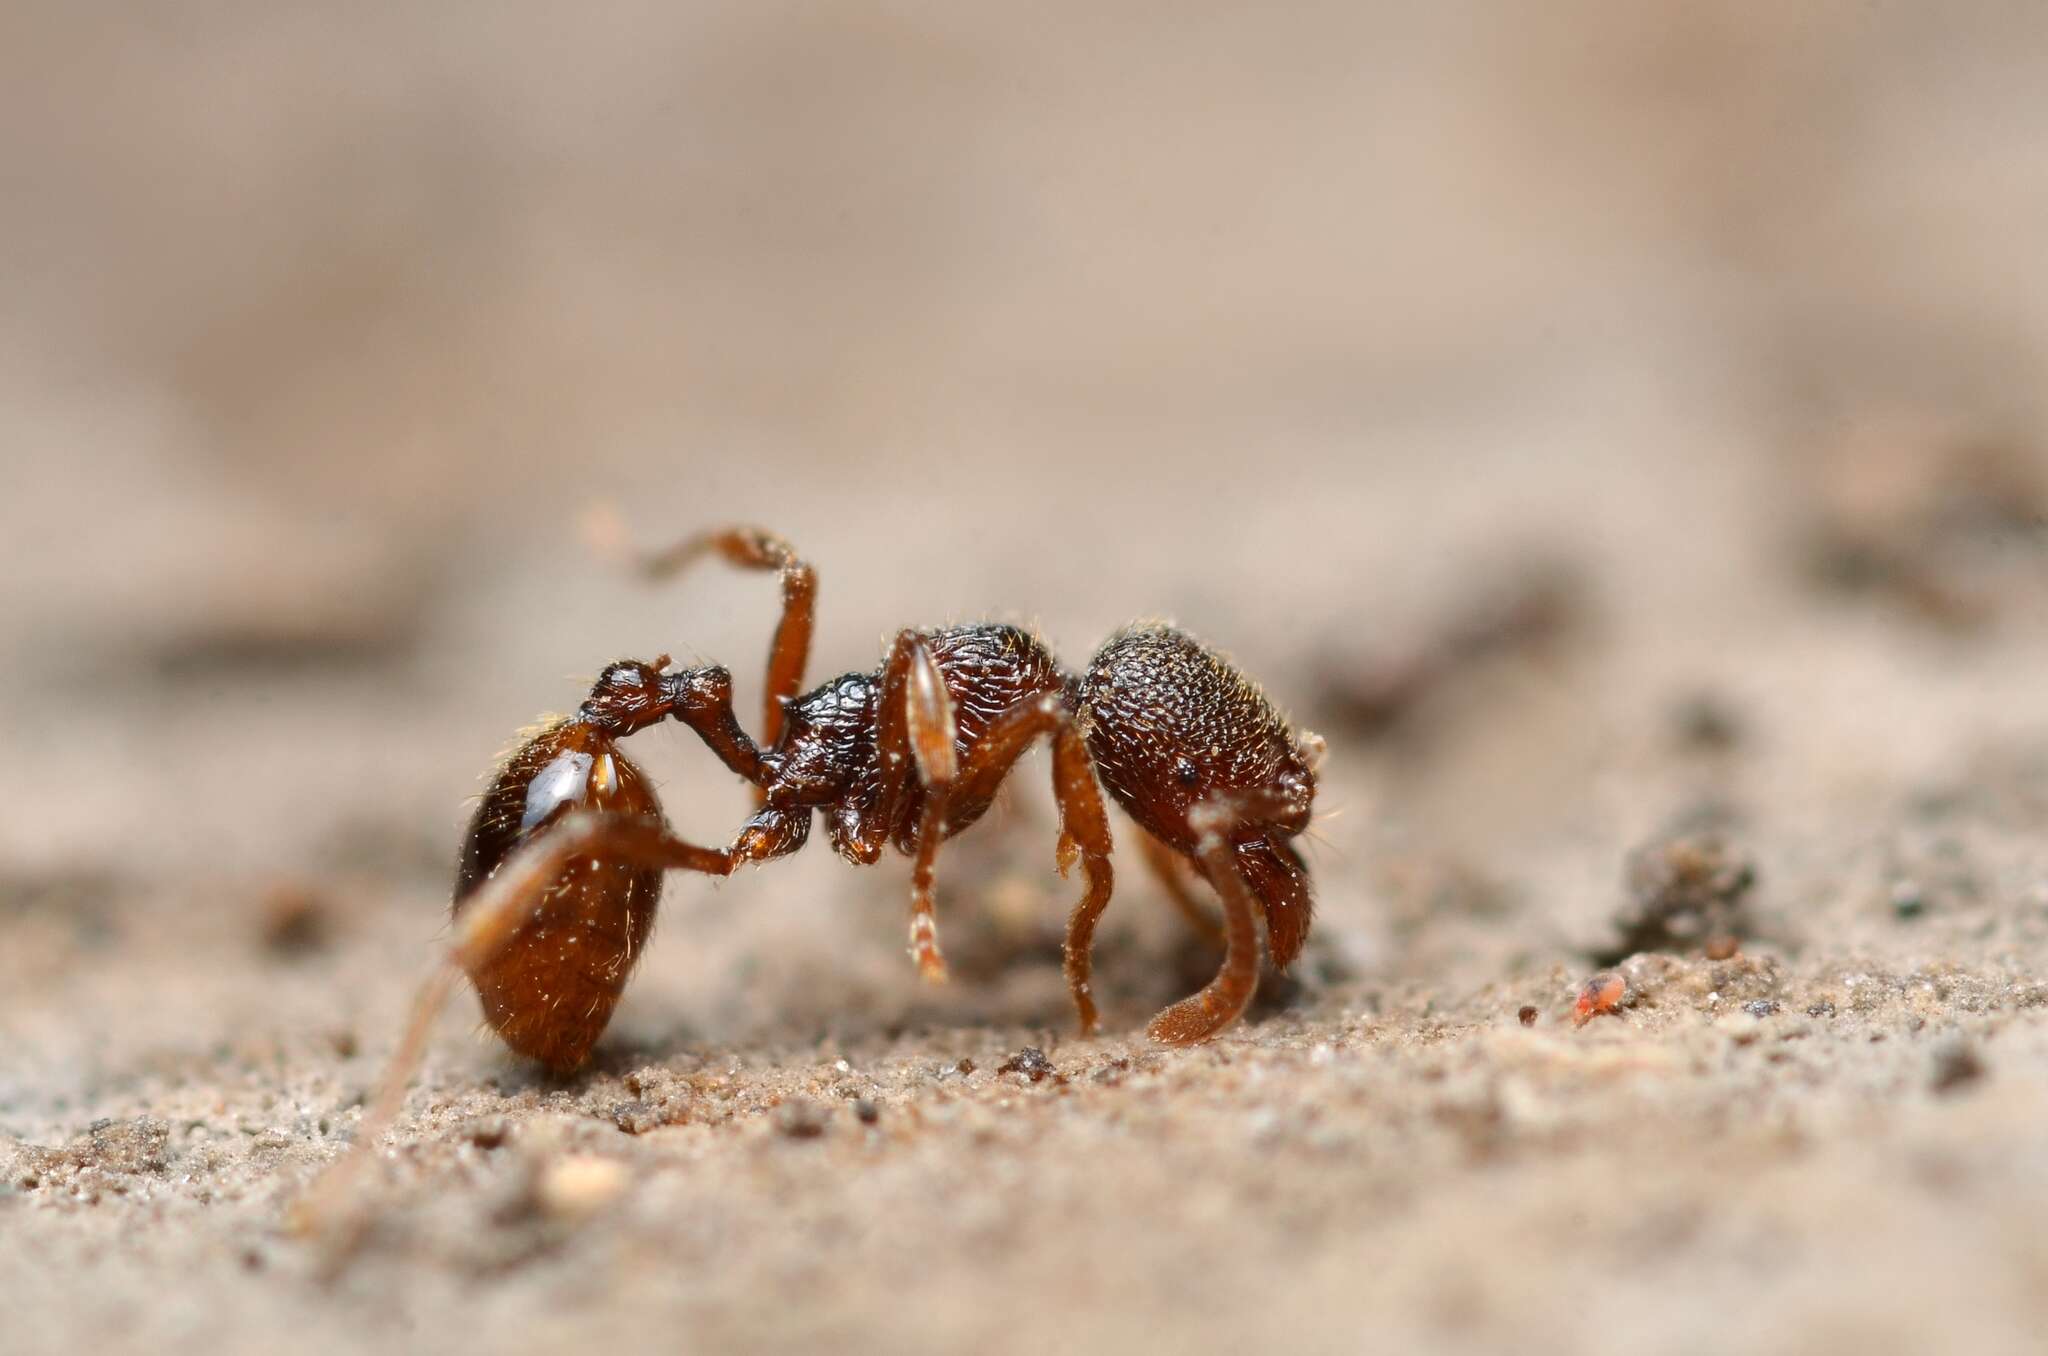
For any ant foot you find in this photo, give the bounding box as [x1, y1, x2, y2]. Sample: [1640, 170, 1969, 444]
[909, 915, 949, 982]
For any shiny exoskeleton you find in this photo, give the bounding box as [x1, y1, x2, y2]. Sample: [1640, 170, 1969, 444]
[441, 527, 1325, 1074]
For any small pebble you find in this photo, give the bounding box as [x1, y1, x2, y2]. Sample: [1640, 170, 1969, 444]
[1517, 1005, 1539, 1027]
[463, 1118, 513, 1150]
[1091, 1058, 1131, 1086]
[536, 1156, 629, 1221]
[258, 882, 333, 956]
[86, 1118, 171, 1175]
[1704, 935, 1740, 961]
[611, 1101, 660, 1135]
[1930, 1042, 1986, 1095]
[1603, 833, 1757, 964]
[1673, 692, 1744, 751]
[774, 1097, 829, 1139]
[997, 1047, 1056, 1082]
[1891, 881, 1928, 920]
[854, 1099, 881, 1125]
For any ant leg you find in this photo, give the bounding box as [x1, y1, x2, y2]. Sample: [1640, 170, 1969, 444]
[1233, 833, 1313, 970]
[1137, 829, 1223, 947]
[292, 813, 734, 1253]
[868, 631, 928, 848]
[907, 798, 951, 980]
[921, 691, 1117, 1034]
[1049, 722, 1115, 1035]
[888, 635, 958, 980]
[1144, 789, 1304, 1046]
[613, 523, 817, 751]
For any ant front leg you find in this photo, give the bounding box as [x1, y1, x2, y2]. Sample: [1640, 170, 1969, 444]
[1145, 786, 1307, 1046]
[625, 525, 817, 752]
[292, 813, 735, 1253]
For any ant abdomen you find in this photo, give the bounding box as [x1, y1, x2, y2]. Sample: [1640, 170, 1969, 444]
[453, 718, 667, 1071]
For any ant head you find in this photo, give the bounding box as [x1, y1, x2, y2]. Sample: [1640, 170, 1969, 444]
[579, 655, 674, 734]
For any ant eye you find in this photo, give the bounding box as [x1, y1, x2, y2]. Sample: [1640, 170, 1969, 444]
[1174, 757, 1200, 788]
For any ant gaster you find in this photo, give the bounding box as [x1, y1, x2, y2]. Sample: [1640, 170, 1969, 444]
[346, 525, 1323, 1145]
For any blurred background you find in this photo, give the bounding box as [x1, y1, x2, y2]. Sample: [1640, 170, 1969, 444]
[6, 2, 2048, 878]
[8, 5, 2048, 1351]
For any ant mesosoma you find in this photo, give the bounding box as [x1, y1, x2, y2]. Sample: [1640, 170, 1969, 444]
[331, 525, 1324, 1173]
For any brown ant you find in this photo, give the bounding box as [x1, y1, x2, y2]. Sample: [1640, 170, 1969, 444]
[300, 525, 1323, 1237]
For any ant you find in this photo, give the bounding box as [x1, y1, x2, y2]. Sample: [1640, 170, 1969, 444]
[304, 524, 1324, 1233]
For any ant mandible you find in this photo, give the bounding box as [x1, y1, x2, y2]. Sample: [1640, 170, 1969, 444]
[366, 525, 1324, 1117]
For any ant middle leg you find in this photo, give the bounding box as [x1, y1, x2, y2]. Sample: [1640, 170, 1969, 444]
[1047, 719, 1115, 1034]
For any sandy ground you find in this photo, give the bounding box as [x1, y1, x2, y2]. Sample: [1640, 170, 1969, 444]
[8, 6, 2048, 1354]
